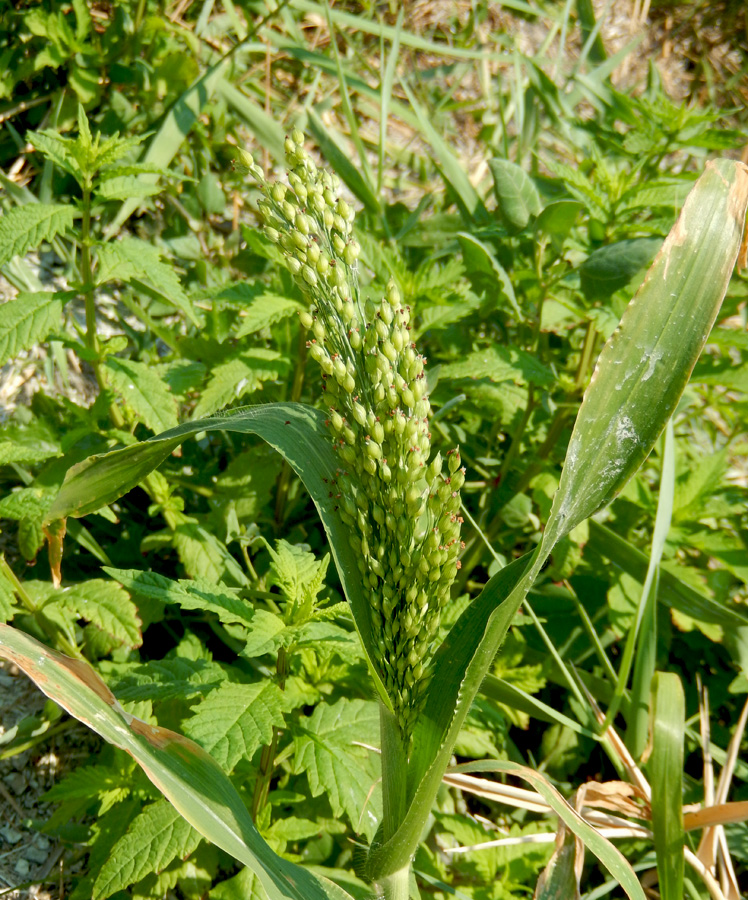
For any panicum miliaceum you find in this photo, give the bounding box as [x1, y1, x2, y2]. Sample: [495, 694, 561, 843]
[241, 132, 465, 735]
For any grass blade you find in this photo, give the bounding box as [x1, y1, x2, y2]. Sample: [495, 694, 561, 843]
[650, 671, 686, 900]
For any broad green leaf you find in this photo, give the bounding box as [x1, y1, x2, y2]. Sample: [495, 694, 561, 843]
[0, 567, 16, 624]
[105, 568, 262, 629]
[192, 351, 288, 419]
[95, 175, 164, 201]
[94, 799, 201, 899]
[488, 159, 542, 231]
[650, 672, 685, 900]
[51, 579, 141, 648]
[210, 866, 269, 900]
[534, 199, 584, 243]
[293, 698, 381, 835]
[0, 485, 55, 520]
[0, 292, 65, 366]
[450, 761, 645, 900]
[0, 626, 355, 900]
[213, 287, 301, 338]
[106, 658, 227, 702]
[184, 682, 290, 773]
[47, 404, 392, 713]
[0, 203, 75, 265]
[0, 441, 61, 466]
[456, 232, 522, 320]
[579, 237, 662, 301]
[440, 345, 555, 388]
[172, 521, 249, 587]
[95, 237, 199, 326]
[104, 356, 179, 433]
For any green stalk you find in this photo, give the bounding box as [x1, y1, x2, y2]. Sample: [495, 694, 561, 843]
[252, 646, 287, 818]
[375, 865, 411, 900]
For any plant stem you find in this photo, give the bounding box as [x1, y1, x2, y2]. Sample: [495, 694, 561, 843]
[252, 647, 287, 818]
[375, 864, 412, 900]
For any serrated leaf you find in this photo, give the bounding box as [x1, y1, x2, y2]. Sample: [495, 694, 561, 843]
[0, 292, 64, 366]
[0, 441, 61, 466]
[0, 204, 75, 266]
[94, 799, 202, 899]
[27, 130, 85, 181]
[266, 539, 329, 619]
[210, 866, 268, 900]
[192, 351, 287, 419]
[104, 356, 179, 433]
[293, 698, 380, 833]
[440, 345, 554, 388]
[172, 521, 249, 587]
[95, 237, 198, 325]
[0, 568, 16, 624]
[455, 232, 522, 320]
[231, 293, 302, 338]
[19, 516, 45, 561]
[489, 159, 542, 231]
[42, 763, 132, 807]
[0, 486, 55, 521]
[184, 681, 290, 772]
[96, 175, 164, 201]
[107, 658, 227, 702]
[104, 567, 283, 651]
[52, 579, 141, 648]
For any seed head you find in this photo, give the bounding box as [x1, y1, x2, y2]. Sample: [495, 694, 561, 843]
[243, 136, 464, 736]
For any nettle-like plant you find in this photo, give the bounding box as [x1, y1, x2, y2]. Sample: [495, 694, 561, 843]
[1, 135, 747, 900]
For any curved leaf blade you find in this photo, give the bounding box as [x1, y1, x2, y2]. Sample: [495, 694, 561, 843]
[452, 761, 645, 900]
[650, 672, 685, 900]
[0, 626, 355, 900]
[545, 158, 748, 549]
[46, 403, 391, 713]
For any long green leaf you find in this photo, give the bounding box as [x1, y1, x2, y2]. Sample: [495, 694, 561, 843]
[650, 672, 685, 900]
[543, 159, 748, 549]
[450, 761, 645, 900]
[0, 626, 354, 900]
[45, 403, 392, 714]
[365, 159, 748, 879]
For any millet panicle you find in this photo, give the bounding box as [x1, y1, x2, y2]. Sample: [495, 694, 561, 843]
[240, 133, 465, 733]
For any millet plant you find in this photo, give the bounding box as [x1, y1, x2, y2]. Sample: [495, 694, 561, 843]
[1, 133, 747, 900]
